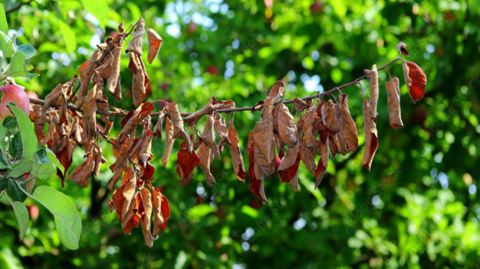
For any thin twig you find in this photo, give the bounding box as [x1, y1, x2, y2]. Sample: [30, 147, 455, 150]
[31, 56, 402, 118]
[5, 0, 33, 14]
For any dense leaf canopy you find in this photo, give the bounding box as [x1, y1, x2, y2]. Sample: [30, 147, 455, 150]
[0, 0, 479, 268]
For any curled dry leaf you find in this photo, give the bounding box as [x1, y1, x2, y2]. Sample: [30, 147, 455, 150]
[386, 77, 404, 129]
[117, 102, 154, 143]
[253, 95, 275, 168]
[405, 61, 427, 104]
[201, 114, 221, 161]
[197, 143, 216, 186]
[129, 52, 146, 107]
[147, 29, 162, 64]
[184, 96, 233, 126]
[339, 94, 359, 152]
[77, 49, 103, 107]
[362, 97, 378, 171]
[247, 132, 268, 203]
[228, 116, 247, 182]
[126, 17, 145, 56]
[277, 103, 297, 148]
[176, 138, 200, 181]
[364, 64, 379, 121]
[293, 97, 309, 112]
[152, 187, 170, 238]
[106, 43, 123, 100]
[214, 114, 231, 152]
[170, 103, 193, 153]
[138, 129, 153, 167]
[69, 151, 95, 188]
[299, 107, 319, 172]
[324, 100, 339, 133]
[402, 59, 413, 88]
[314, 132, 329, 188]
[82, 82, 98, 142]
[153, 106, 167, 138]
[396, 41, 409, 57]
[139, 188, 153, 248]
[278, 132, 301, 192]
[162, 117, 174, 167]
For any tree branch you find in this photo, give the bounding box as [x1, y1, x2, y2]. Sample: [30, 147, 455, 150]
[29, 56, 401, 118]
[5, 0, 34, 14]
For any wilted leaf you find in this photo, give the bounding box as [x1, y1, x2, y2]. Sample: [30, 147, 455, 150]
[293, 97, 309, 112]
[278, 132, 301, 192]
[339, 94, 358, 152]
[147, 29, 162, 64]
[176, 139, 200, 181]
[129, 52, 146, 107]
[170, 103, 193, 153]
[386, 77, 404, 129]
[276, 103, 297, 148]
[117, 102, 154, 143]
[406, 61, 427, 104]
[228, 116, 247, 182]
[247, 132, 268, 203]
[126, 17, 145, 56]
[162, 117, 175, 167]
[152, 187, 170, 238]
[69, 151, 95, 188]
[139, 188, 153, 248]
[106, 43, 123, 100]
[201, 114, 221, 161]
[362, 97, 378, 171]
[364, 64, 379, 121]
[314, 133, 329, 188]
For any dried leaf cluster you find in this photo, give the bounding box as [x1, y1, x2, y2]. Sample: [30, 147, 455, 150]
[27, 22, 427, 249]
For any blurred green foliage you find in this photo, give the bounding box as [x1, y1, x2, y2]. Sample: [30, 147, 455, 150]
[0, 0, 479, 268]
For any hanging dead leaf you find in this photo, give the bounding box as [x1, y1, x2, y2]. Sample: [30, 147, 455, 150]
[170, 103, 193, 153]
[139, 188, 153, 248]
[69, 152, 95, 188]
[278, 132, 301, 192]
[152, 187, 170, 238]
[162, 117, 174, 167]
[293, 97, 309, 112]
[386, 77, 404, 129]
[405, 61, 427, 104]
[176, 138, 200, 181]
[147, 29, 162, 64]
[126, 17, 145, 56]
[129, 52, 146, 107]
[228, 116, 247, 182]
[247, 132, 268, 203]
[364, 64, 379, 121]
[153, 105, 167, 138]
[201, 114, 221, 161]
[396, 41, 409, 57]
[314, 133, 329, 188]
[277, 103, 297, 148]
[106, 43, 123, 100]
[362, 97, 378, 171]
[117, 102, 154, 143]
[339, 94, 358, 152]
[324, 100, 339, 133]
[197, 143, 216, 186]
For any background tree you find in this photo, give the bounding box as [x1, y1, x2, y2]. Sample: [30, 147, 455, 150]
[0, 0, 479, 268]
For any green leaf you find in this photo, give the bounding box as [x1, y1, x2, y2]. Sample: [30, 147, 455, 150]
[6, 194, 29, 240]
[7, 178, 27, 202]
[45, 148, 64, 175]
[0, 31, 15, 58]
[17, 44, 36, 59]
[31, 152, 55, 180]
[0, 4, 7, 35]
[31, 186, 82, 250]
[28, 72, 39, 80]
[0, 177, 8, 192]
[58, 21, 77, 54]
[4, 51, 28, 78]
[8, 104, 37, 159]
[80, 0, 108, 29]
[8, 133, 23, 159]
[8, 158, 33, 178]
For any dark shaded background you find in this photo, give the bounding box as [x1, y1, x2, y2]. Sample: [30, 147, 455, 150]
[1, 0, 479, 268]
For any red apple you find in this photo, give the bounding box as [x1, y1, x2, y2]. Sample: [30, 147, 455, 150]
[207, 65, 218, 75]
[310, 1, 323, 14]
[26, 91, 39, 99]
[188, 23, 197, 34]
[0, 84, 31, 119]
[29, 205, 39, 220]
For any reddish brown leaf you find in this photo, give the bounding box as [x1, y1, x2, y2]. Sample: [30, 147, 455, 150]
[228, 117, 247, 182]
[147, 29, 162, 64]
[176, 139, 200, 181]
[406, 61, 427, 104]
[247, 132, 268, 203]
[364, 64, 379, 121]
[139, 188, 153, 248]
[153, 187, 170, 237]
[362, 97, 378, 171]
[339, 94, 359, 152]
[69, 152, 95, 188]
[126, 17, 145, 56]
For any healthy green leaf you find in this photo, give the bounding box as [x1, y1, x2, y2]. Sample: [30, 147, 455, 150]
[45, 148, 64, 175]
[8, 104, 38, 159]
[31, 186, 82, 250]
[0, 177, 8, 192]
[0, 4, 8, 34]
[31, 153, 55, 180]
[6, 194, 29, 240]
[7, 178, 27, 202]
[4, 51, 28, 78]
[58, 21, 77, 54]
[0, 31, 15, 58]
[8, 133, 23, 159]
[17, 44, 36, 59]
[8, 158, 33, 178]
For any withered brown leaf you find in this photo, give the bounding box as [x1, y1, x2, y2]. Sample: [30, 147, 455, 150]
[277, 103, 297, 148]
[247, 132, 268, 203]
[152, 187, 170, 238]
[139, 187, 153, 248]
[386, 77, 404, 129]
[405, 61, 427, 104]
[106, 43, 123, 100]
[201, 114, 221, 161]
[176, 138, 200, 181]
[362, 97, 378, 171]
[364, 64, 379, 120]
[340, 94, 359, 152]
[126, 17, 145, 56]
[228, 116, 247, 182]
[147, 29, 162, 64]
